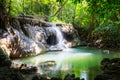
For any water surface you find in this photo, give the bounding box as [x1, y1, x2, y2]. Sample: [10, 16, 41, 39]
[13, 47, 120, 80]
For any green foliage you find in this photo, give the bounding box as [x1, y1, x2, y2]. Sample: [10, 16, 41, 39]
[93, 22, 120, 48]
[49, 16, 65, 23]
[56, 0, 64, 3]
[10, 0, 55, 16]
[72, 0, 81, 4]
[75, 1, 90, 26]
[4, 0, 120, 48]
[10, 0, 23, 16]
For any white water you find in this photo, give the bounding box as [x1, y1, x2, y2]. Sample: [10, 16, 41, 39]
[52, 24, 67, 49]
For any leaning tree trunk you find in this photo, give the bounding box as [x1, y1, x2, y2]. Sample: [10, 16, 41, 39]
[53, 0, 68, 17]
[0, 0, 10, 30]
[58, 3, 63, 20]
[87, 14, 95, 36]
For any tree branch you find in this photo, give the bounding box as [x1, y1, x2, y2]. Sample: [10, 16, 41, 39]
[50, 0, 68, 17]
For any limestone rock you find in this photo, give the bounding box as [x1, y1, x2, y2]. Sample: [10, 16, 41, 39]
[0, 17, 80, 58]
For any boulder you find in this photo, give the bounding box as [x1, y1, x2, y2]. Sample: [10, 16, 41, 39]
[95, 58, 120, 80]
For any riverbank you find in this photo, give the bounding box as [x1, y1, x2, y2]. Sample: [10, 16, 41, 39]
[1, 46, 120, 80]
[12, 47, 120, 80]
[0, 48, 85, 80]
[95, 58, 120, 80]
[76, 25, 120, 50]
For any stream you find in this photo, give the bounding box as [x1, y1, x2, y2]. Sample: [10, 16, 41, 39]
[13, 47, 120, 80]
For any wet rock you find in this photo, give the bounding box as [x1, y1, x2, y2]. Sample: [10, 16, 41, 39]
[101, 58, 110, 65]
[74, 77, 80, 80]
[0, 48, 12, 67]
[0, 67, 25, 80]
[111, 58, 120, 63]
[51, 77, 62, 80]
[80, 78, 84, 80]
[39, 60, 56, 73]
[32, 74, 50, 80]
[19, 64, 38, 74]
[2, 59, 12, 67]
[48, 46, 62, 51]
[64, 73, 82, 80]
[95, 58, 120, 80]
[64, 74, 74, 80]
[39, 61, 56, 67]
[0, 17, 80, 58]
[95, 74, 112, 80]
[32, 75, 40, 80]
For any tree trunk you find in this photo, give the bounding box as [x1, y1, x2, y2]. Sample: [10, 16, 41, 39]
[52, 0, 68, 17]
[58, 3, 63, 20]
[22, 0, 25, 14]
[0, 0, 10, 30]
[86, 14, 95, 38]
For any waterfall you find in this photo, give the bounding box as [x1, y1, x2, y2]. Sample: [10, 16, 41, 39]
[52, 24, 67, 49]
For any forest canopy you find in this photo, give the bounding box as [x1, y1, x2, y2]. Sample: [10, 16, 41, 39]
[1, 0, 120, 48]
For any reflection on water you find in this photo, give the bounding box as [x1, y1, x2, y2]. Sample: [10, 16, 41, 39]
[80, 71, 87, 80]
[13, 47, 120, 80]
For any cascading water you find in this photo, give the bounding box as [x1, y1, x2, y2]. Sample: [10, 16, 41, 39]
[52, 24, 67, 49]
[50, 24, 69, 73]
